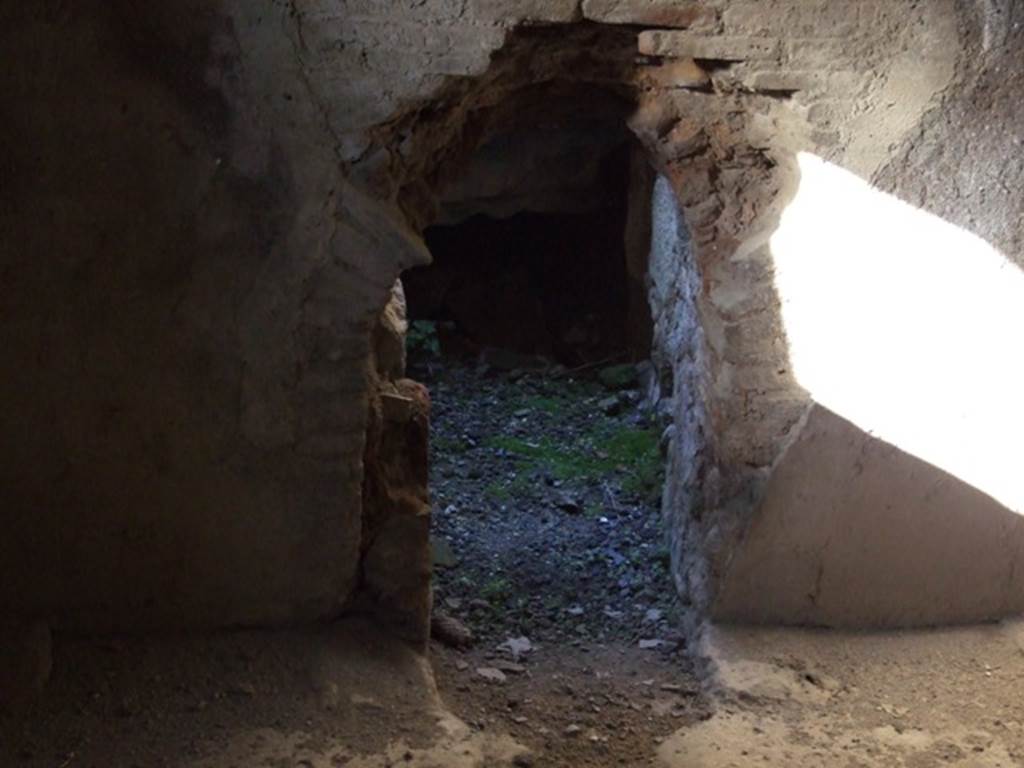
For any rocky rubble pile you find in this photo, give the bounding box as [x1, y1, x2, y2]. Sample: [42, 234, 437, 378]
[420, 353, 685, 650]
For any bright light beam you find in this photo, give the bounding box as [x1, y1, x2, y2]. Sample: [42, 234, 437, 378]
[772, 152, 1024, 513]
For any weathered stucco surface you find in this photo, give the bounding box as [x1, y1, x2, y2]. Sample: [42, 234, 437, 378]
[708, 0, 1024, 628]
[2, 0, 1022, 634]
[0, 1, 428, 631]
[714, 405, 1024, 627]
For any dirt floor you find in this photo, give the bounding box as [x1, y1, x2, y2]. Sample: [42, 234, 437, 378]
[432, 641, 711, 767]
[9, 616, 1024, 767]
[420, 354, 715, 766]
[0, 355, 711, 768]
[0, 618, 531, 768]
[7, 354, 1024, 767]
[418, 351, 1024, 768]
[422, 355, 682, 647]
[671, 621, 1024, 767]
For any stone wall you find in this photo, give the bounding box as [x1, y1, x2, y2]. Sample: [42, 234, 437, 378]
[0, 1, 427, 631]
[3, 0, 1021, 634]
[329, 0, 1024, 629]
[647, 177, 712, 620]
[709, 0, 1024, 627]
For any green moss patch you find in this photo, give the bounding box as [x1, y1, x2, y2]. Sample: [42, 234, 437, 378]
[486, 424, 663, 503]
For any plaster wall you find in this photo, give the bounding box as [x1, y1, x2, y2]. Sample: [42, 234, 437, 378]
[0, 2, 427, 631]
[3, 0, 1022, 633]
[709, 0, 1024, 627]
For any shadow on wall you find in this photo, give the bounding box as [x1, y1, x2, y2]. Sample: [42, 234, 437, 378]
[714, 153, 1024, 627]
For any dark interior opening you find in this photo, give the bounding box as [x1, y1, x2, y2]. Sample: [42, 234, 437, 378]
[406, 143, 643, 366]
[408, 206, 629, 366]
[402, 105, 653, 368]
[403, 103, 683, 655]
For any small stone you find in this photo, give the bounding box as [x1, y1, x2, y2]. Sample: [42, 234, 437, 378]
[431, 537, 458, 568]
[639, 639, 665, 650]
[431, 612, 474, 648]
[644, 608, 663, 623]
[498, 636, 534, 659]
[564, 724, 583, 736]
[597, 364, 640, 391]
[555, 492, 583, 514]
[477, 667, 508, 684]
[495, 660, 527, 675]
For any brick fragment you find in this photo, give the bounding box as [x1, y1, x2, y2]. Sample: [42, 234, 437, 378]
[582, 0, 714, 29]
[638, 31, 780, 61]
[723, 1, 861, 38]
[741, 71, 818, 93]
[665, 118, 709, 158]
[640, 59, 711, 90]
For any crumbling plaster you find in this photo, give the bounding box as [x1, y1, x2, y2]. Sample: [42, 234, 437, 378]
[330, 0, 1024, 630]
[2, 0, 1019, 634]
[0, 1, 429, 631]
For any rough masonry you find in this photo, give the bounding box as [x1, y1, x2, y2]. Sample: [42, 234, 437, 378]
[1, 0, 1021, 636]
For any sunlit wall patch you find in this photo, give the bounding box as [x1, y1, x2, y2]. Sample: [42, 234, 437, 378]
[772, 152, 1024, 514]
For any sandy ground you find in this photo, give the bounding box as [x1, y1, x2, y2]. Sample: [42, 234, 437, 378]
[432, 638, 711, 767]
[659, 620, 1024, 768]
[0, 618, 529, 768]
[5, 618, 1024, 767]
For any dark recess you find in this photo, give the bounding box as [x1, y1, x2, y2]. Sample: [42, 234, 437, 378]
[404, 144, 646, 366]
